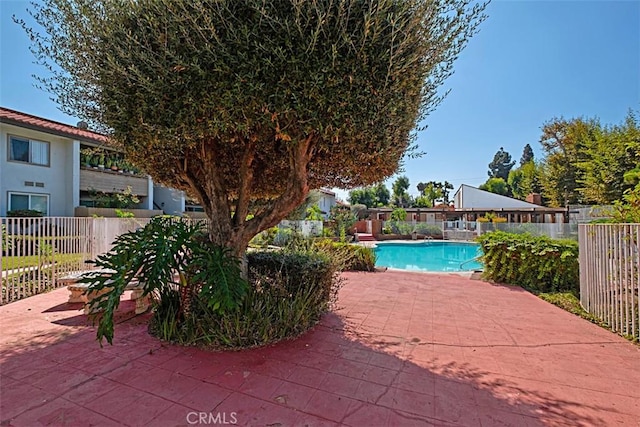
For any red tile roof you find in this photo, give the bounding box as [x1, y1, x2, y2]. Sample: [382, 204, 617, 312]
[0, 107, 109, 144]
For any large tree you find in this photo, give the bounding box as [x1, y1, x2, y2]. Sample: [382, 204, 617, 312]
[479, 177, 509, 196]
[578, 111, 640, 204]
[392, 175, 412, 208]
[538, 117, 593, 207]
[415, 180, 453, 206]
[508, 161, 541, 200]
[520, 143, 534, 166]
[22, 0, 486, 258]
[488, 147, 516, 181]
[348, 183, 390, 208]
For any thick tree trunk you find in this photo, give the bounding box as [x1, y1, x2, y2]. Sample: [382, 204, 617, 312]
[199, 137, 315, 280]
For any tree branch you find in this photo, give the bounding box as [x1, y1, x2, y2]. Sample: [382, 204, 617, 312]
[238, 135, 314, 243]
[232, 139, 255, 227]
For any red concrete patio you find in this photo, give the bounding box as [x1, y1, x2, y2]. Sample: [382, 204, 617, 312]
[1, 270, 639, 426]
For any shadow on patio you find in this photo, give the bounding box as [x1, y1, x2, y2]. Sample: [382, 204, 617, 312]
[2, 274, 626, 426]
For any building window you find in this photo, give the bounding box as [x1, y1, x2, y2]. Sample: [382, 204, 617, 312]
[8, 192, 49, 215]
[8, 136, 50, 166]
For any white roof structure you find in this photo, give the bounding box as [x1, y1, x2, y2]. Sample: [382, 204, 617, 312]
[453, 184, 540, 209]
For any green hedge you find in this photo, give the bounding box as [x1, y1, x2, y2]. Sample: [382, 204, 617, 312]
[247, 251, 335, 300]
[477, 231, 579, 294]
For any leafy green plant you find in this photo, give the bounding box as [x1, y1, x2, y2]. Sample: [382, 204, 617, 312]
[1, 224, 12, 254]
[88, 186, 140, 209]
[249, 226, 279, 247]
[413, 223, 442, 238]
[477, 231, 579, 294]
[114, 209, 134, 218]
[391, 208, 407, 221]
[313, 239, 377, 271]
[329, 206, 356, 242]
[305, 205, 324, 221]
[81, 217, 248, 344]
[151, 250, 341, 349]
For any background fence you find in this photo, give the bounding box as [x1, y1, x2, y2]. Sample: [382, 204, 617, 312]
[0, 217, 153, 305]
[0, 217, 321, 305]
[483, 222, 578, 241]
[579, 224, 640, 340]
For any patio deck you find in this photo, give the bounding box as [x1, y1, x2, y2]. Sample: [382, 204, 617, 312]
[1, 271, 639, 426]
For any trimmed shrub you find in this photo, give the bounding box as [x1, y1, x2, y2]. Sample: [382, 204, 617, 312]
[151, 250, 340, 349]
[477, 231, 579, 294]
[383, 220, 412, 235]
[412, 223, 443, 238]
[313, 239, 377, 271]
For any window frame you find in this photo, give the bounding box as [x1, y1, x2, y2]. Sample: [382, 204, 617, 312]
[7, 192, 50, 216]
[7, 134, 51, 167]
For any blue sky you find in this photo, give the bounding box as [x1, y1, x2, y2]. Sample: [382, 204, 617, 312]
[1, 0, 639, 202]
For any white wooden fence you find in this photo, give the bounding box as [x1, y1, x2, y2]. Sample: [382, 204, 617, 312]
[1, 217, 321, 305]
[1, 217, 151, 305]
[579, 224, 640, 339]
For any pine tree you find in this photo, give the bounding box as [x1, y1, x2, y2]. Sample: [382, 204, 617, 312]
[488, 147, 516, 181]
[520, 144, 534, 166]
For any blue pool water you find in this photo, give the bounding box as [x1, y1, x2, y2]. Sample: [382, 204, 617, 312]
[374, 241, 483, 272]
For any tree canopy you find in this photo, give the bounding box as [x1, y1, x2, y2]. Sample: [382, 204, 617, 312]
[520, 143, 534, 166]
[416, 180, 453, 206]
[487, 147, 515, 181]
[508, 161, 541, 200]
[479, 177, 509, 196]
[21, 0, 487, 254]
[392, 175, 412, 208]
[348, 183, 390, 208]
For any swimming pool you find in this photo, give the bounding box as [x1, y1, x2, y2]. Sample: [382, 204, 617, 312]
[373, 241, 483, 272]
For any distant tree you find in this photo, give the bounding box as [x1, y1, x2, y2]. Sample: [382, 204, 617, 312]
[578, 111, 640, 204]
[374, 183, 391, 207]
[488, 148, 516, 181]
[21, 0, 487, 262]
[350, 204, 370, 220]
[520, 144, 534, 166]
[348, 183, 391, 208]
[508, 161, 541, 200]
[413, 195, 433, 208]
[415, 180, 454, 207]
[348, 188, 377, 209]
[538, 118, 593, 207]
[392, 176, 412, 208]
[479, 177, 509, 196]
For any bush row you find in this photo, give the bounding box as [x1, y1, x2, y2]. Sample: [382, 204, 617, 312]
[477, 231, 579, 294]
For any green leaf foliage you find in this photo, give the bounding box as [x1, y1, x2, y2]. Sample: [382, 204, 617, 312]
[81, 217, 248, 344]
[151, 250, 340, 349]
[487, 147, 515, 181]
[312, 239, 377, 272]
[476, 231, 579, 294]
[20, 0, 487, 255]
